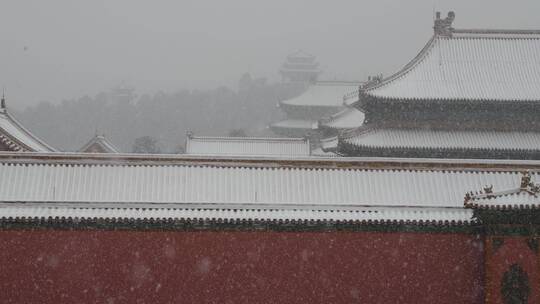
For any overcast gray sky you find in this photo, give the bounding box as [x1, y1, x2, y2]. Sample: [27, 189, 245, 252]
[1, 0, 540, 108]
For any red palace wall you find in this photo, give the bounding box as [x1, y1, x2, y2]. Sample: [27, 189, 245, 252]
[485, 236, 540, 304]
[0, 230, 484, 304]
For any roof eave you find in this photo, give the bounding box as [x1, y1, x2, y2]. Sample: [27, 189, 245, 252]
[2, 111, 56, 152]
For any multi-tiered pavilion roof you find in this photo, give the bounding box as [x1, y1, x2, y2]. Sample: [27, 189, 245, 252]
[271, 81, 361, 137]
[279, 50, 321, 83]
[329, 12, 540, 159]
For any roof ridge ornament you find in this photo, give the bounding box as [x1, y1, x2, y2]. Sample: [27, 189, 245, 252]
[464, 171, 540, 208]
[362, 74, 383, 89]
[434, 11, 455, 37]
[520, 171, 540, 195]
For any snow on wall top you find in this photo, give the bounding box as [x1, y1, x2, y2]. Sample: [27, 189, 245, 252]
[320, 107, 365, 130]
[185, 135, 310, 156]
[0, 156, 531, 208]
[0, 203, 472, 223]
[0, 153, 538, 222]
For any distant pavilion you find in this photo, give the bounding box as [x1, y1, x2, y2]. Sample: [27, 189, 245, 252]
[271, 81, 361, 141]
[279, 50, 321, 84]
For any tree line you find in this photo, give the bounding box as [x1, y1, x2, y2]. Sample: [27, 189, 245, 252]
[15, 74, 304, 153]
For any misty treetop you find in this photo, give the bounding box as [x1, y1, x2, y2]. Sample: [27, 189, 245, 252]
[15, 75, 304, 153]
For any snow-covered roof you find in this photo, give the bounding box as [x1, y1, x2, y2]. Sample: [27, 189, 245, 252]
[310, 147, 337, 157]
[0, 108, 55, 152]
[286, 50, 317, 60]
[320, 136, 339, 152]
[1, 152, 539, 224]
[185, 135, 310, 156]
[319, 107, 365, 130]
[464, 172, 540, 209]
[343, 128, 540, 151]
[280, 82, 361, 107]
[343, 89, 360, 106]
[362, 27, 540, 102]
[78, 135, 120, 153]
[270, 119, 317, 130]
[280, 50, 321, 75]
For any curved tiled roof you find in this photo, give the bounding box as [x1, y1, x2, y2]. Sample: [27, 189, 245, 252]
[0, 109, 55, 152]
[362, 29, 540, 102]
[320, 136, 339, 152]
[281, 82, 361, 107]
[465, 190, 540, 209]
[320, 107, 365, 130]
[270, 119, 317, 130]
[343, 128, 540, 151]
[286, 50, 317, 60]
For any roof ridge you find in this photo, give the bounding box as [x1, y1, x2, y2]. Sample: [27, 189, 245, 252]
[287, 50, 315, 58]
[320, 106, 364, 126]
[360, 35, 437, 96]
[453, 28, 540, 35]
[328, 107, 357, 120]
[357, 26, 540, 102]
[464, 172, 540, 209]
